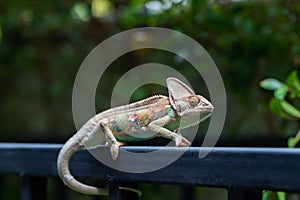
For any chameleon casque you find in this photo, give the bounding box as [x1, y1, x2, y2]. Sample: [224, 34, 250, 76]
[57, 77, 214, 195]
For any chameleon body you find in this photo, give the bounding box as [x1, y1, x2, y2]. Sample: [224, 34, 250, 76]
[57, 77, 214, 195]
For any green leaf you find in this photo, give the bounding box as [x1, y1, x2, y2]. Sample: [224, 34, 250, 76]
[286, 70, 300, 93]
[260, 78, 282, 91]
[288, 137, 299, 148]
[262, 191, 272, 200]
[280, 100, 300, 118]
[269, 98, 289, 118]
[274, 85, 288, 100]
[289, 92, 297, 99]
[276, 191, 286, 200]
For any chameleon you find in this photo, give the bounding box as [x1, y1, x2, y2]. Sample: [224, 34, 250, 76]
[57, 77, 214, 195]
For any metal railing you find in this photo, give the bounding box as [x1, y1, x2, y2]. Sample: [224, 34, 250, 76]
[0, 143, 300, 200]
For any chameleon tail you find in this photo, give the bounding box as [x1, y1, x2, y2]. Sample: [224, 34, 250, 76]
[57, 119, 109, 195]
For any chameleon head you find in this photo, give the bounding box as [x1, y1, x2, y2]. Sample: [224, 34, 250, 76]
[171, 95, 214, 118]
[166, 77, 214, 120]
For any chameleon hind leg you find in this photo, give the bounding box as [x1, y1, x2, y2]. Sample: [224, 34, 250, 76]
[100, 123, 125, 160]
[99, 123, 142, 196]
[148, 116, 191, 146]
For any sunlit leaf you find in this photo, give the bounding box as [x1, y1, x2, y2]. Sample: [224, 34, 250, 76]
[289, 92, 297, 99]
[276, 191, 286, 200]
[71, 2, 91, 22]
[280, 100, 300, 119]
[260, 78, 282, 91]
[288, 137, 299, 148]
[262, 191, 272, 200]
[269, 98, 289, 118]
[274, 85, 288, 100]
[286, 70, 300, 94]
[91, 0, 112, 18]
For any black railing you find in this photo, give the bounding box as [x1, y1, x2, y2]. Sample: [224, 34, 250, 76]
[0, 143, 300, 200]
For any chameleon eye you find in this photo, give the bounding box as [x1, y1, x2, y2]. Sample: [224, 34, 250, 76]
[188, 96, 200, 107]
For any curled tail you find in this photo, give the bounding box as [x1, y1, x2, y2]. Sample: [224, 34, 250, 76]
[57, 118, 109, 195]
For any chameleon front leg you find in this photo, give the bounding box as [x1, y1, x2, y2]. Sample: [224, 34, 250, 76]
[148, 116, 191, 146]
[100, 123, 124, 160]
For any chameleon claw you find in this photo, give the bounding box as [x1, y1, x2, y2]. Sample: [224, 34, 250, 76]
[110, 142, 125, 160]
[174, 129, 181, 135]
[110, 143, 119, 160]
[175, 136, 191, 147]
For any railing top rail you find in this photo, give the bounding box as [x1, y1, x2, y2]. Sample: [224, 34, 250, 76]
[0, 143, 299, 192]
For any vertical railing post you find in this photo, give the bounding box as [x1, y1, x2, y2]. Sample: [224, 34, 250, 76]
[181, 186, 193, 200]
[108, 176, 139, 200]
[21, 176, 47, 200]
[227, 188, 262, 200]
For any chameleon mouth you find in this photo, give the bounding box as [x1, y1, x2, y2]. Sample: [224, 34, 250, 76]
[179, 107, 213, 117]
[200, 103, 214, 113]
[203, 106, 214, 112]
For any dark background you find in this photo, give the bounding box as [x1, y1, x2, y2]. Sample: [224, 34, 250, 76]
[0, 0, 299, 199]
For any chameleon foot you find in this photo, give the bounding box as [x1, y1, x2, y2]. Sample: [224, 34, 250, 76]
[175, 136, 191, 147]
[110, 142, 125, 160]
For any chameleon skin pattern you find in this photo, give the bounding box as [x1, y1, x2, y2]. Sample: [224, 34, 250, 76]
[57, 77, 214, 196]
[107, 96, 178, 142]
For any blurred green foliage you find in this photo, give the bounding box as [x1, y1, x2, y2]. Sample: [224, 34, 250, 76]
[260, 71, 300, 120]
[1, 0, 299, 142]
[260, 70, 300, 148]
[1, 0, 300, 199]
[260, 70, 300, 200]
